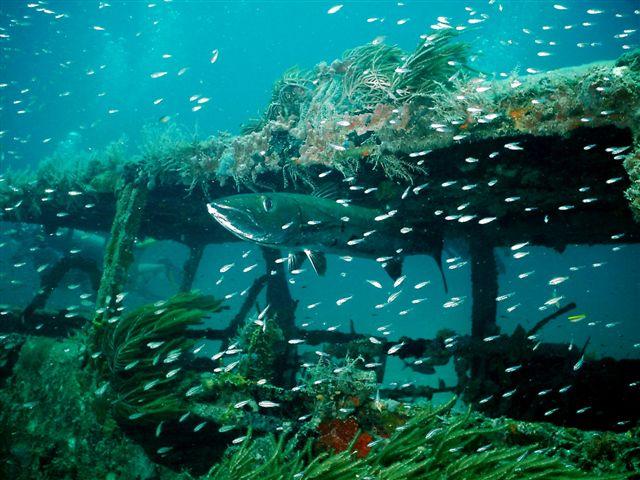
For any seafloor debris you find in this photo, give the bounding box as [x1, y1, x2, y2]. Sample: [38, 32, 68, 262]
[1, 334, 637, 478]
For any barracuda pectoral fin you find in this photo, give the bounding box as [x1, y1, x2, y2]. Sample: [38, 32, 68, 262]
[287, 251, 306, 272]
[382, 257, 403, 281]
[287, 250, 327, 276]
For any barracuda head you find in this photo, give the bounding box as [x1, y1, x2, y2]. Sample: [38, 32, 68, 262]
[207, 193, 301, 246]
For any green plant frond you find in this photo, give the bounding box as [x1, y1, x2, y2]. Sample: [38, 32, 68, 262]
[93, 292, 224, 424]
[201, 390, 605, 480]
[342, 43, 404, 72]
[392, 29, 470, 102]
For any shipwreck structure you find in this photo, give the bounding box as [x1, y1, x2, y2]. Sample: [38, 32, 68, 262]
[1, 32, 639, 475]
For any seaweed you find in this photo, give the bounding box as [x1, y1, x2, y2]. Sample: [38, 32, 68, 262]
[138, 124, 230, 194]
[393, 30, 470, 103]
[336, 30, 469, 111]
[37, 135, 129, 194]
[236, 316, 286, 382]
[93, 292, 225, 423]
[205, 398, 616, 480]
[623, 145, 640, 221]
[339, 43, 404, 110]
[368, 152, 427, 184]
[266, 66, 315, 121]
[0, 331, 635, 478]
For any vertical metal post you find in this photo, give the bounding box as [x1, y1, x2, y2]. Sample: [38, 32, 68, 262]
[94, 181, 147, 325]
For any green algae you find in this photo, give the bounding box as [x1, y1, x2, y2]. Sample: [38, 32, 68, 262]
[205, 398, 627, 480]
[236, 316, 286, 382]
[623, 138, 640, 222]
[93, 292, 225, 424]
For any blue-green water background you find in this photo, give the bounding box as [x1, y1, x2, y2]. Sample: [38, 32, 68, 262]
[1, 1, 639, 390]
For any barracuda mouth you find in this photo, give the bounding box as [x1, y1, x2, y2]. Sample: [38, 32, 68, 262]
[207, 201, 266, 243]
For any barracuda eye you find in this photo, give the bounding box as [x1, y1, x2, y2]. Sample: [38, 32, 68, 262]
[262, 196, 273, 212]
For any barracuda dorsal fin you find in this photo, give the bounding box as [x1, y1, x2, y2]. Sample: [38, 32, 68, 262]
[312, 183, 338, 200]
[382, 257, 403, 281]
[287, 250, 327, 276]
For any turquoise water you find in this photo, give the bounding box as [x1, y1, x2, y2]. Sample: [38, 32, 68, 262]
[1, 1, 636, 164]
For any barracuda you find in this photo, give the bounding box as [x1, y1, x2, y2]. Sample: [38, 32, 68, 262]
[207, 192, 447, 290]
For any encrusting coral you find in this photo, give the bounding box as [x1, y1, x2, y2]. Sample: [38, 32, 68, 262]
[0, 336, 180, 480]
